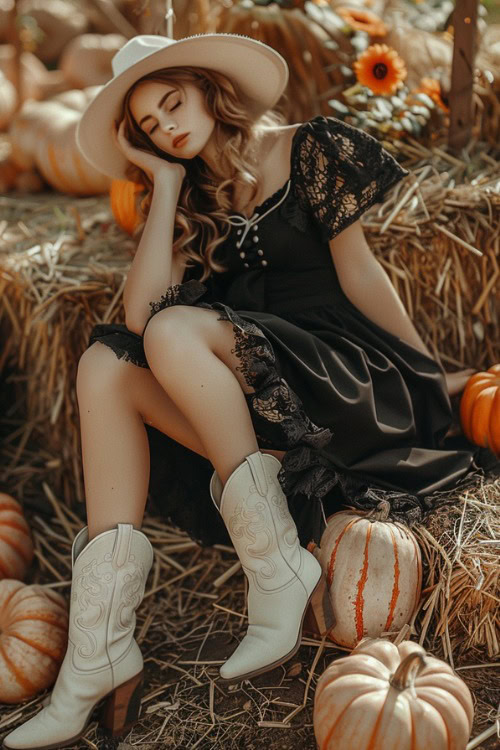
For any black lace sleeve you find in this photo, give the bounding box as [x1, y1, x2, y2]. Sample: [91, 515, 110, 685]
[291, 115, 410, 243]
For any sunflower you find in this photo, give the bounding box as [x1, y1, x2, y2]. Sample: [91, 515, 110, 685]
[353, 43, 407, 96]
[415, 77, 450, 113]
[335, 7, 387, 37]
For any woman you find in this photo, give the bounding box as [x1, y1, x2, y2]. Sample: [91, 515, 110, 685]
[2, 32, 480, 750]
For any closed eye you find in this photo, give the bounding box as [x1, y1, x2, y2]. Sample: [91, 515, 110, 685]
[150, 101, 181, 134]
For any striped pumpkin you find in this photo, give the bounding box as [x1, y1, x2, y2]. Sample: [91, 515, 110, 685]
[311, 503, 422, 648]
[0, 493, 34, 581]
[0, 579, 68, 703]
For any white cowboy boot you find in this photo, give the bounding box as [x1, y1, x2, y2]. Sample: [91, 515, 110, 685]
[210, 451, 323, 682]
[2, 523, 154, 750]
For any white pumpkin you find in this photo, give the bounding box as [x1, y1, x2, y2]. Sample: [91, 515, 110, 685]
[59, 33, 126, 89]
[314, 637, 474, 750]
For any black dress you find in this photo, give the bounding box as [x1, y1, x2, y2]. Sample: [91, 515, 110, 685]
[89, 115, 489, 547]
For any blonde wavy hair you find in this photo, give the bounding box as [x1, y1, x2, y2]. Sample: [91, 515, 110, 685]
[120, 66, 287, 282]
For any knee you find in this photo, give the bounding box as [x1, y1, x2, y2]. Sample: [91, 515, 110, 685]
[76, 342, 129, 402]
[143, 307, 193, 363]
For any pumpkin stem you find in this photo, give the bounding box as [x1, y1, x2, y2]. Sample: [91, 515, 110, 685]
[367, 500, 391, 522]
[389, 652, 427, 691]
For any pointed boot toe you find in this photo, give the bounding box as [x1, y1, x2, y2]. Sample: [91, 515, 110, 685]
[210, 451, 322, 682]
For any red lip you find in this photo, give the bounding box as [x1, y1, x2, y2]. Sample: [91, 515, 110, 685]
[173, 132, 189, 147]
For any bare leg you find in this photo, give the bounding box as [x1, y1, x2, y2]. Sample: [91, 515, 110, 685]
[143, 306, 268, 486]
[77, 339, 284, 540]
[76, 342, 209, 540]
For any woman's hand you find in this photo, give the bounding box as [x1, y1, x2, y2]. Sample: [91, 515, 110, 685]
[444, 368, 477, 397]
[113, 120, 186, 185]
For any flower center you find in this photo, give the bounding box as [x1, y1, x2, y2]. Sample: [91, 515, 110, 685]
[373, 62, 388, 79]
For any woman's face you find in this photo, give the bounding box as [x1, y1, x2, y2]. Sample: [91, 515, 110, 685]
[129, 79, 216, 160]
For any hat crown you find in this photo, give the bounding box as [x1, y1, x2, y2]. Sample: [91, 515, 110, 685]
[112, 35, 176, 77]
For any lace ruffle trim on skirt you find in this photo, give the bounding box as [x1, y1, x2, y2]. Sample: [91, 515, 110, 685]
[279, 443, 488, 527]
[89, 324, 148, 368]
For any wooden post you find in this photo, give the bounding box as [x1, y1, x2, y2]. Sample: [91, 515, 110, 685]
[165, 0, 173, 37]
[448, 0, 478, 152]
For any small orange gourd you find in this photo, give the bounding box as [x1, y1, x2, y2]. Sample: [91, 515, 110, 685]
[0, 493, 34, 581]
[0, 579, 68, 703]
[314, 637, 474, 750]
[110, 178, 144, 235]
[460, 363, 500, 456]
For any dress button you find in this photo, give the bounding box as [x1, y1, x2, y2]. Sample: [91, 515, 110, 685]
[239, 251, 246, 258]
[257, 249, 263, 256]
[244, 262, 249, 268]
[237, 229, 242, 235]
[253, 236, 259, 243]
[261, 260, 268, 267]
[253, 225, 258, 231]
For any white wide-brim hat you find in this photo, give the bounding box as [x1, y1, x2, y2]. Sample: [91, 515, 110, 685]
[76, 33, 289, 180]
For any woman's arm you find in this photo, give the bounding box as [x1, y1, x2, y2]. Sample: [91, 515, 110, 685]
[329, 219, 435, 359]
[123, 172, 184, 335]
[112, 120, 186, 335]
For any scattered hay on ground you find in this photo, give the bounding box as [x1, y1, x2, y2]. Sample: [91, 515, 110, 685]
[0, 469, 498, 749]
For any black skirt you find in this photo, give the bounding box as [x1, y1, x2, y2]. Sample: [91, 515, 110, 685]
[88, 274, 490, 548]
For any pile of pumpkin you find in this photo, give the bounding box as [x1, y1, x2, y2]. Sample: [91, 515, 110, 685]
[0, 0, 132, 192]
[0, 30, 125, 193]
[0, 493, 69, 704]
[306, 501, 479, 749]
[308, 365, 500, 747]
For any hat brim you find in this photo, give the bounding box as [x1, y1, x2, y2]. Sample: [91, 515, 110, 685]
[76, 33, 288, 181]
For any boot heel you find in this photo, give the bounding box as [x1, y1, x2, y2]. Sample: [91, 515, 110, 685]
[304, 574, 335, 639]
[100, 670, 144, 738]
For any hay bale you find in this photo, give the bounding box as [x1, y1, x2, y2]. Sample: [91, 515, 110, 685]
[412, 479, 499, 662]
[0, 190, 133, 502]
[0, 139, 498, 504]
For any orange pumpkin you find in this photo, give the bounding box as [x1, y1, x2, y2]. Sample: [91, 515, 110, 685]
[460, 363, 500, 455]
[8, 87, 111, 195]
[309, 503, 422, 648]
[0, 493, 34, 581]
[110, 178, 144, 235]
[314, 637, 474, 750]
[0, 579, 68, 703]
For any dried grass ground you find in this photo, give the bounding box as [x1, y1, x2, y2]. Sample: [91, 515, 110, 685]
[0, 473, 498, 750]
